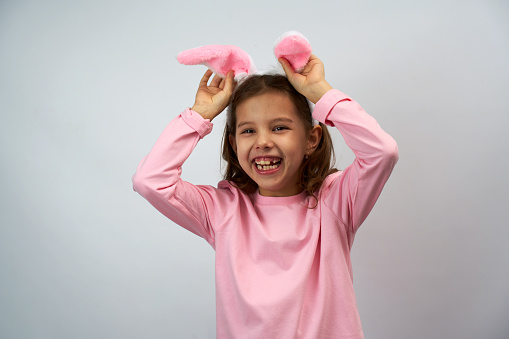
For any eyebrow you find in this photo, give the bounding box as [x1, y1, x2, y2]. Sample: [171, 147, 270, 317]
[237, 118, 294, 128]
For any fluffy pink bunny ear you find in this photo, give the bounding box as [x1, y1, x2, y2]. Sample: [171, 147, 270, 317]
[274, 31, 312, 73]
[177, 45, 256, 81]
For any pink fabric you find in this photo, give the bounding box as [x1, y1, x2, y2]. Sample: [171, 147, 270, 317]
[177, 45, 256, 81]
[273, 31, 312, 73]
[133, 89, 399, 338]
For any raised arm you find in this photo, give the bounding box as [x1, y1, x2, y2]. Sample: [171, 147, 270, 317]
[280, 55, 399, 232]
[132, 70, 236, 246]
[315, 90, 398, 232]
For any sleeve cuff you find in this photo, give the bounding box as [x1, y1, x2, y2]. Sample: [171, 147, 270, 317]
[312, 89, 351, 125]
[181, 108, 213, 138]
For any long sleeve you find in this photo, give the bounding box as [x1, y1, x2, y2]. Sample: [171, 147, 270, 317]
[132, 108, 231, 248]
[313, 89, 399, 233]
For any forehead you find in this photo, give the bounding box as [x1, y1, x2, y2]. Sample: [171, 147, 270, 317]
[236, 92, 299, 123]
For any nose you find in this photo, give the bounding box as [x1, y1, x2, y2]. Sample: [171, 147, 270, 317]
[255, 130, 274, 150]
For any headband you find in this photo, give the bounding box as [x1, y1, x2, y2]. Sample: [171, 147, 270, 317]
[176, 31, 312, 81]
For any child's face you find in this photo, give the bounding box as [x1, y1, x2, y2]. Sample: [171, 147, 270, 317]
[229, 92, 320, 197]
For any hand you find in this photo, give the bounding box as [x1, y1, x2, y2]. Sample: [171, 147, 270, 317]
[279, 54, 333, 104]
[191, 69, 236, 121]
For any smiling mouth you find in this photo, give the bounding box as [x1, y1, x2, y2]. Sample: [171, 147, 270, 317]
[253, 157, 282, 171]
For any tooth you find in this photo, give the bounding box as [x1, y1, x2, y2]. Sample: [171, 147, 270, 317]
[257, 165, 262, 170]
[263, 166, 268, 170]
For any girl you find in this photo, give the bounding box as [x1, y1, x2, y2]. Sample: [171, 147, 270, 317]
[133, 55, 398, 339]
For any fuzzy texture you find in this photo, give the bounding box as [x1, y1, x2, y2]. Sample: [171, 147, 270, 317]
[273, 31, 312, 73]
[177, 45, 256, 81]
[177, 31, 312, 80]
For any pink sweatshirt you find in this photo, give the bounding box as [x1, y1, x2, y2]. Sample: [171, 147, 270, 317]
[133, 89, 399, 339]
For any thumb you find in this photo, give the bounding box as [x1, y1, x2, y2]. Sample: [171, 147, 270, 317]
[279, 58, 296, 78]
[279, 57, 305, 92]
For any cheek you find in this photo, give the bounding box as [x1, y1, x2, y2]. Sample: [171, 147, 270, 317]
[235, 141, 251, 162]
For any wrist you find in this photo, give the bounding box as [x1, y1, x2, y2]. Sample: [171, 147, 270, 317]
[308, 81, 333, 104]
[191, 105, 216, 121]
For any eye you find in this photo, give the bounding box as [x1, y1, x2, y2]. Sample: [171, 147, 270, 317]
[273, 126, 288, 132]
[240, 128, 255, 134]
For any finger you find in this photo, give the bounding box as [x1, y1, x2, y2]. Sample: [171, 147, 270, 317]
[300, 61, 314, 75]
[308, 53, 319, 62]
[308, 54, 324, 67]
[225, 71, 237, 95]
[278, 58, 296, 78]
[210, 73, 223, 87]
[307, 54, 325, 71]
[299, 54, 317, 73]
[198, 69, 214, 87]
[278, 58, 294, 78]
[279, 57, 305, 87]
[219, 72, 227, 90]
[223, 71, 235, 94]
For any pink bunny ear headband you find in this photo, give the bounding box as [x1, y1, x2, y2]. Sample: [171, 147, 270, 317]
[176, 31, 312, 81]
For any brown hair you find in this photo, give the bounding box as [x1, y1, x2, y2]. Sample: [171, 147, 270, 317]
[221, 73, 338, 204]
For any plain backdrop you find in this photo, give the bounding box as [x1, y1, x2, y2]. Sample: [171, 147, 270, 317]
[1, 0, 508, 338]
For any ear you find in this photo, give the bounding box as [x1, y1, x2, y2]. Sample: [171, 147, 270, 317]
[229, 135, 237, 154]
[274, 31, 312, 73]
[177, 45, 256, 82]
[306, 125, 322, 155]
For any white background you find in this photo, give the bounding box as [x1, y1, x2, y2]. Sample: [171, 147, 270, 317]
[1, 0, 508, 338]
